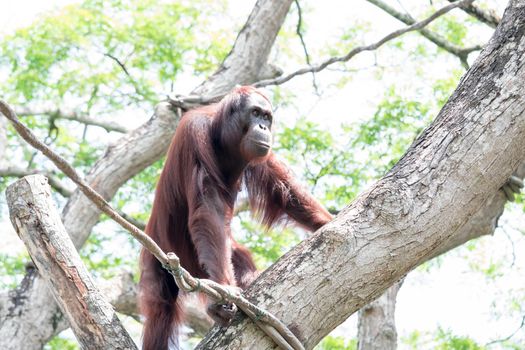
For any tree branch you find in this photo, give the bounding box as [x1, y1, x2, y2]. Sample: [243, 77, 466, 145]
[15, 106, 130, 133]
[0, 167, 73, 197]
[192, 0, 294, 96]
[448, 0, 501, 28]
[0, 166, 147, 229]
[428, 163, 525, 261]
[0, 118, 7, 168]
[6, 175, 137, 349]
[197, 1, 525, 347]
[366, 0, 483, 68]
[103, 52, 144, 97]
[104, 53, 131, 78]
[255, 0, 474, 88]
[99, 273, 213, 336]
[358, 280, 404, 350]
[293, 0, 319, 93]
[357, 163, 524, 350]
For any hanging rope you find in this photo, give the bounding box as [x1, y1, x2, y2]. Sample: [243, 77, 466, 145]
[0, 100, 304, 350]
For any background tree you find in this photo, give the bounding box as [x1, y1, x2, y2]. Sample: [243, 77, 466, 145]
[0, 0, 523, 349]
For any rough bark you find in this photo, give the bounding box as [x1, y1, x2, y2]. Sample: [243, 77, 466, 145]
[358, 281, 403, 350]
[430, 164, 525, 260]
[357, 161, 525, 349]
[196, 2, 525, 348]
[6, 175, 137, 350]
[0, 1, 291, 348]
[0, 118, 6, 170]
[39, 270, 212, 340]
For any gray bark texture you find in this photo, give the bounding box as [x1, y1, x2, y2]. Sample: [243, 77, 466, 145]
[6, 175, 137, 350]
[0, 1, 292, 349]
[0, 118, 6, 165]
[357, 162, 525, 350]
[196, 1, 525, 348]
[358, 281, 403, 350]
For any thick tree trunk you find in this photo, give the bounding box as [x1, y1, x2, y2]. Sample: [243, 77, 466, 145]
[6, 175, 137, 350]
[358, 281, 403, 350]
[196, 2, 525, 348]
[0, 1, 292, 348]
[357, 162, 525, 349]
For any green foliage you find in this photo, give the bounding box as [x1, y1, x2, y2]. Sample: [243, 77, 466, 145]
[276, 119, 360, 208]
[278, 118, 336, 183]
[70, 139, 103, 170]
[0, 0, 230, 109]
[325, 21, 370, 57]
[237, 215, 301, 268]
[434, 328, 485, 350]
[403, 329, 423, 350]
[430, 15, 468, 47]
[80, 229, 138, 279]
[0, 0, 233, 194]
[352, 86, 430, 172]
[275, 86, 433, 211]
[473, 259, 504, 280]
[44, 335, 78, 350]
[315, 336, 357, 350]
[402, 328, 486, 350]
[0, 252, 29, 289]
[111, 157, 165, 220]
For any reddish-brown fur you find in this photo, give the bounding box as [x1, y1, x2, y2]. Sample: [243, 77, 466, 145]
[139, 86, 332, 350]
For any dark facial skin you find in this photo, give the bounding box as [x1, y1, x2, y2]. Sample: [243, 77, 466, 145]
[240, 93, 273, 162]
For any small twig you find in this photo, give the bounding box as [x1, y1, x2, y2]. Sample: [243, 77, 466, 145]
[294, 0, 319, 94]
[165, 1, 476, 111]
[104, 53, 131, 78]
[104, 52, 143, 97]
[367, 0, 482, 68]
[254, 0, 475, 88]
[116, 212, 146, 231]
[0, 167, 73, 197]
[485, 314, 525, 346]
[15, 106, 129, 133]
[447, 0, 500, 28]
[0, 100, 304, 350]
[501, 228, 516, 268]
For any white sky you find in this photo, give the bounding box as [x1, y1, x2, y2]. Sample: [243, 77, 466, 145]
[0, 1, 523, 349]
